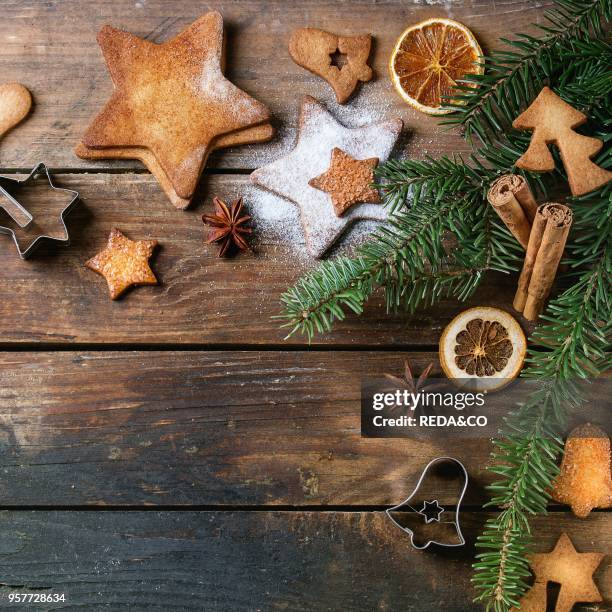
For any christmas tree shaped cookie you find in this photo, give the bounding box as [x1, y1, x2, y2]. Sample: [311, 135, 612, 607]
[513, 87, 611, 196]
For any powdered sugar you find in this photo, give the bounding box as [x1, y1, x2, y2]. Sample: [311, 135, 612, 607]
[245, 184, 304, 246]
[244, 182, 384, 263]
[195, 14, 270, 125]
[310, 78, 396, 127]
[250, 97, 402, 258]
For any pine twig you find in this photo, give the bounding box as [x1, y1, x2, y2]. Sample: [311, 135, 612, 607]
[277, 6, 611, 607]
[277, 156, 522, 340]
[443, 0, 611, 141]
[474, 217, 611, 609]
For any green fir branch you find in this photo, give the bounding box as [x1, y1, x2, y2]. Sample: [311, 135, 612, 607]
[278, 156, 523, 340]
[474, 240, 610, 610]
[442, 0, 611, 141]
[278, 5, 611, 608]
[473, 173, 611, 609]
[278, 39, 610, 343]
[278, 193, 481, 340]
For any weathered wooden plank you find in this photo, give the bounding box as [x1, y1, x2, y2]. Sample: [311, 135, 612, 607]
[0, 351, 484, 505]
[0, 511, 607, 610]
[2, 351, 607, 507]
[0, 0, 553, 170]
[0, 173, 526, 346]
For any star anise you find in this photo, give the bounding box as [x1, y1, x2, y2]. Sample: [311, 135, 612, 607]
[202, 196, 253, 257]
[384, 359, 442, 411]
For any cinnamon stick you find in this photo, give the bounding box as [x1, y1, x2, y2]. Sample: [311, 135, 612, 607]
[487, 174, 538, 249]
[513, 203, 573, 321]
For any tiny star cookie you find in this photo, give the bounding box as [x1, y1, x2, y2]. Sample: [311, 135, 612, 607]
[250, 96, 402, 258]
[309, 148, 380, 217]
[86, 228, 158, 300]
[513, 533, 604, 611]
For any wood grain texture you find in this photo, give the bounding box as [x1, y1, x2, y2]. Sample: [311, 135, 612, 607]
[0, 173, 527, 346]
[0, 0, 553, 170]
[0, 1, 609, 608]
[1, 351, 607, 507]
[0, 351, 487, 506]
[0, 511, 607, 610]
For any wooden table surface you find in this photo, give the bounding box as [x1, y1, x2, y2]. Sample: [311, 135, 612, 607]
[0, 1, 609, 609]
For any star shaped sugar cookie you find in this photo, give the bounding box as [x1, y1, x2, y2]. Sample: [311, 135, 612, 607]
[79, 12, 271, 203]
[86, 228, 158, 300]
[514, 533, 604, 611]
[309, 147, 380, 216]
[251, 96, 402, 258]
[76, 123, 274, 210]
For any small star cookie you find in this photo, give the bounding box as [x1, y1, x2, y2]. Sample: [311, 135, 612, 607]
[309, 148, 380, 216]
[86, 228, 158, 300]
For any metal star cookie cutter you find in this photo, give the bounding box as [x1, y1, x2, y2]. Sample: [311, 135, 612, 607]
[0, 162, 79, 259]
[385, 456, 468, 550]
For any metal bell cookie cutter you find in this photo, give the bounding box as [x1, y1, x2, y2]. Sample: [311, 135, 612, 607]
[0, 162, 79, 259]
[385, 456, 468, 549]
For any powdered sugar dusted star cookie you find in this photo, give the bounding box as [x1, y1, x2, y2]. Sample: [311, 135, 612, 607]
[250, 96, 402, 258]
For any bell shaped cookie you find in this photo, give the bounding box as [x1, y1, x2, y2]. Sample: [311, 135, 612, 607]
[289, 28, 373, 103]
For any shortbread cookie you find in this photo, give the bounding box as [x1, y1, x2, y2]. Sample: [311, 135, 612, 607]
[289, 28, 373, 104]
[86, 228, 158, 300]
[551, 423, 612, 518]
[251, 96, 402, 258]
[0, 83, 31, 141]
[513, 87, 612, 196]
[309, 147, 380, 216]
[514, 533, 604, 611]
[76, 123, 274, 209]
[79, 12, 271, 202]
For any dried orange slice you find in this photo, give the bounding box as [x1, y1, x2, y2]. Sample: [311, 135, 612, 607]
[389, 18, 483, 115]
[439, 307, 526, 392]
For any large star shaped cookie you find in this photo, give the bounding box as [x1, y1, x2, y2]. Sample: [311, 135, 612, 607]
[76, 123, 274, 210]
[250, 96, 402, 257]
[77, 12, 272, 206]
